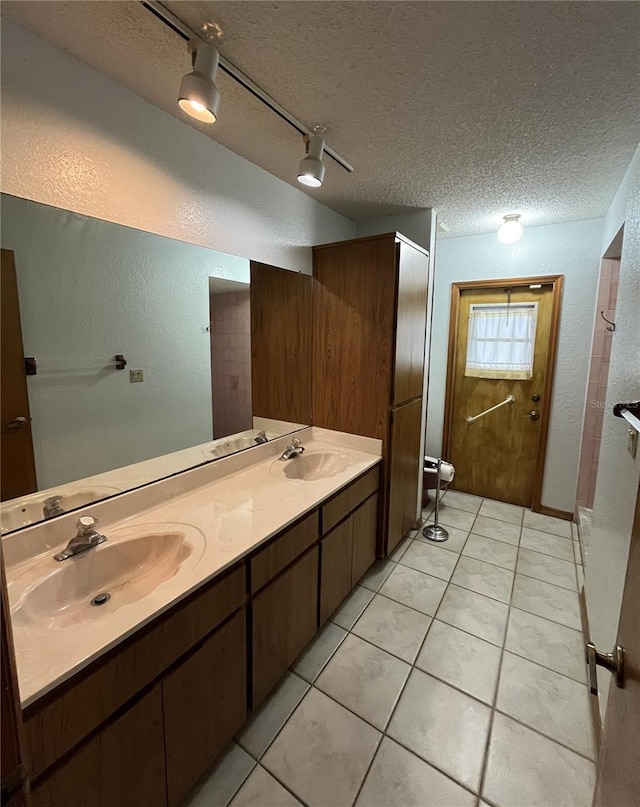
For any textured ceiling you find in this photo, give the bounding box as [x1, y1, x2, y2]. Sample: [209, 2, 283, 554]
[2, 1, 639, 236]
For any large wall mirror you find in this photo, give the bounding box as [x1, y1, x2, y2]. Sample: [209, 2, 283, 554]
[0, 194, 311, 534]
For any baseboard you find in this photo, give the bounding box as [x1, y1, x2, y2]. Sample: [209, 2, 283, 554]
[579, 586, 603, 755]
[538, 505, 574, 521]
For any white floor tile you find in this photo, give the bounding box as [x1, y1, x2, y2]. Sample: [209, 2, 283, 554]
[236, 673, 309, 759]
[379, 564, 447, 617]
[186, 742, 255, 807]
[441, 490, 483, 514]
[472, 516, 521, 546]
[399, 539, 459, 581]
[355, 737, 476, 807]
[315, 634, 411, 730]
[517, 547, 577, 590]
[330, 585, 375, 630]
[520, 526, 574, 561]
[483, 713, 596, 807]
[512, 575, 581, 630]
[291, 622, 347, 683]
[508, 603, 586, 686]
[416, 620, 501, 705]
[462, 533, 518, 570]
[359, 558, 396, 592]
[450, 555, 514, 603]
[352, 594, 432, 663]
[427, 506, 477, 532]
[387, 669, 491, 793]
[436, 584, 509, 646]
[389, 534, 412, 562]
[229, 766, 302, 807]
[523, 510, 573, 538]
[497, 652, 595, 759]
[415, 524, 470, 554]
[479, 499, 524, 526]
[262, 688, 381, 807]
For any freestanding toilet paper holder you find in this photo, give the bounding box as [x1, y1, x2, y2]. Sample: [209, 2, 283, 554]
[422, 458, 449, 542]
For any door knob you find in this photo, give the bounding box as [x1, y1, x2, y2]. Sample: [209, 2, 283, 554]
[7, 416, 28, 430]
[526, 410, 539, 420]
[531, 394, 541, 402]
[586, 642, 625, 695]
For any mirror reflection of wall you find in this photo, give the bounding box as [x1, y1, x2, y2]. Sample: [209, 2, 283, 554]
[209, 280, 252, 439]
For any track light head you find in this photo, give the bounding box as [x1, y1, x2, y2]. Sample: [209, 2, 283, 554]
[178, 42, 221, 123]
[297, 134, 326, 187]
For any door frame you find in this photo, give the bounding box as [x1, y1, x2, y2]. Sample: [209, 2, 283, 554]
[442, 275, 564, 515]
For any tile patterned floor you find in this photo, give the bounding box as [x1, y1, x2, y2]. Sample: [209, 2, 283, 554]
[187, 494, 595, 807]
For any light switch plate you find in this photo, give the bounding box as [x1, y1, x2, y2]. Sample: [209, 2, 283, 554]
[130, 369, 144, 383]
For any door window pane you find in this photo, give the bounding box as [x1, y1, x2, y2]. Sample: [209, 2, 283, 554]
[465, 303, 538, 379]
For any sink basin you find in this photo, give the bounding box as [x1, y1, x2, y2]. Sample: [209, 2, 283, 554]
[270, 450, 351, 481]
[204, 435, 258, 459]
[0, 486, 121, 533]
[11, 523, 205, 631]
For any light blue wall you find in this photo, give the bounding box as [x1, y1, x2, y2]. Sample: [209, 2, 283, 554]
[427, 218, 604, 512]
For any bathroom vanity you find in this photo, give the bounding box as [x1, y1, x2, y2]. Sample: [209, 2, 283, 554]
[2, 427, 381, 807]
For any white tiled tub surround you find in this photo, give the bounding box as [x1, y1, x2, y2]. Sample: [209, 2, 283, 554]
[190, 491, 595, 807]
[2, 426, 382, 707]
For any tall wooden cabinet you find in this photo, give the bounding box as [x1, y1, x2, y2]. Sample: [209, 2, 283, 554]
[312, 233, 429, 554]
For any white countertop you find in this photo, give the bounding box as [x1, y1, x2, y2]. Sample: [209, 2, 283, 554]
[4, 427, 381, 708]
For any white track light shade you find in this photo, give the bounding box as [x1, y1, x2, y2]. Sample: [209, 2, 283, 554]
[297, 136, 326, 187]
[498, 214, 523, 243]
[178, 43, 221, 123]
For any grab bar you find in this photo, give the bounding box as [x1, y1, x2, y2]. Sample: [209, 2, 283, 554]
[466, 395, 515, 424]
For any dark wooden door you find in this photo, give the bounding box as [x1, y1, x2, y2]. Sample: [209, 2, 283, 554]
[320, 517, 354, 624]
[1, 250, 36, 502]
[163, 611, 246, 807]
[250, 262, 312, 424]
[392, 241, 429, 406]
[448, 286, 554, 507]
[351, 495, 378, 586]
[388, 397, 423, 553]
[594, 483, 640, 806]
[251, 547, 318, 707]
[30, 686, 166, 807]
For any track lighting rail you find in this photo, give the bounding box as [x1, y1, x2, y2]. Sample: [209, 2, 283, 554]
[142, 1, 353, 174]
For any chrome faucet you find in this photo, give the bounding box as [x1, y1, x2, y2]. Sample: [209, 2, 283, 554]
[254, 430, 268, 445]
[43, 495, 65, 519]
[54, 516, 107, 562]
[280, 438, 305, 460]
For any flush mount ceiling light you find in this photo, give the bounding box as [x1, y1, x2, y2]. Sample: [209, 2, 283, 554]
[297, 131, 326, 188]
[498, 214, 524, 244]
[178, 41, 221, 123]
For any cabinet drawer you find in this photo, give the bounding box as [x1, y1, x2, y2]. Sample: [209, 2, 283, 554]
[321, 466, 379, 535]
[23, 564, 245, 778]
[251, 546, 319, 708]
[250, 511, 319, 593]
[31, 686, 166, 807]
[163, 611, 246, 807]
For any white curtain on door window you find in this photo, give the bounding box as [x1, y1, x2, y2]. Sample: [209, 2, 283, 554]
[465, 303, 538, 379]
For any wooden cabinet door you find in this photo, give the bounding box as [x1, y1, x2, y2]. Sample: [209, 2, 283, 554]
[351, 495, 378, 586]
[163, 610, 246, 807]
[31, 686, 166, 807]
[252, 547, 319, 708]
[392, 241, 429, 406]
[387, 398, 423, 553]
[320, 518, 354, 624]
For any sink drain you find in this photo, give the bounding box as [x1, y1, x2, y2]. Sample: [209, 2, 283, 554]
[91, 592, 111, 607]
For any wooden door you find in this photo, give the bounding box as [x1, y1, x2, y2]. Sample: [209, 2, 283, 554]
[1, 250, 36, 502]
[30, 686, 166, 807]
[392, 240, 429, 406]
[320, 518, 354, 624]
[387, 397, 423, 553]
[594, 483, 640, 806]
[251, 547, 318, 707]
[163, 611, 246, 807]
[250, 262, 312, 424]
[447, 284, 557, 507]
